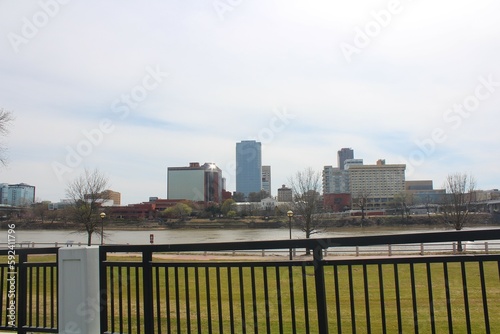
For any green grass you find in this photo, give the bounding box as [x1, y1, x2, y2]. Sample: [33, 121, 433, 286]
[103, 257, 500, 333]
[1, 255, 499, 333]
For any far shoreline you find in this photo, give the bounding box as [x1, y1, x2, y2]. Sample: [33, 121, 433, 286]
[2, 212, 499, 232]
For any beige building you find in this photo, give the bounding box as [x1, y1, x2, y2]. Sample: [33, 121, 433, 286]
[277, 184, 293, 202]
[103, 190, 121, 206]
[349, 160, 406, 208]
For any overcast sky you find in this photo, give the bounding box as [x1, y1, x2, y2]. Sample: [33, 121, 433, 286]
[1, 0, 499, 205]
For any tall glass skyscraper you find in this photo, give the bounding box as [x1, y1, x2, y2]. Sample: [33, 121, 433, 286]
[236, 140, 262, 198]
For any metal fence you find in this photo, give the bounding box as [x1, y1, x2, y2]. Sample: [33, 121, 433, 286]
[0, 247, 58, 334]
[99, 229, 500, 334]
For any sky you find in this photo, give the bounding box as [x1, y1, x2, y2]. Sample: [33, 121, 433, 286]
[0, 0, 499, 205]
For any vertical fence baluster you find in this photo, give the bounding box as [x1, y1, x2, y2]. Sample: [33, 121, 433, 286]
[110, 265, 115, 333]
[43, 266, 47, 328]
[0, 266, 4, 327]
[426, 263, 436, 334]
[239, 267, 246, 334]
[227, 267, 235, 334]
[127, 266, 132, 334]
[394, 264, 403, 334]
[410, 263, 419, 333]
[263, 266, 271, 334]
[442, 262, 453, 334]
[363, 264, 371, 334]
[195, 267, 202, 334]
[275, 266, 283, 334]
[185, 267, 192, 334]
[36, 266, 40, 328]
[165, 266, 171, 334]
[378, 264, 387, 334]
[301, 264, 310, 334]
[461, 261, 471, 333]
[155, 266, 162, 334]
[348, 265, 356, 334]
[479, 261, 490, 334]
[251, 267, 258, 333]
[118, 266, 124, 334]
[288, 265, 296, 334]
[216, 267, 223, 334]
[136, 266, 142, 334]
[206, 267, 213, 334]
[27, 265, 32, 327]
[175, 267, 181, 334]
[334, 265, 342, 334]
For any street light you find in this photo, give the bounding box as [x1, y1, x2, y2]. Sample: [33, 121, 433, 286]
[287, 210, 294, 260]
[100, 212, 106, 245]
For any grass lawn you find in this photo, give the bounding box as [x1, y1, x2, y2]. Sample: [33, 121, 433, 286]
[103, 256, 500, 333]
[1, 254, 499, 333]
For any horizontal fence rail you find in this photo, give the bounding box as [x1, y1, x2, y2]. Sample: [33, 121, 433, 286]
[99, 228, 500, 334]
[0, 247, 58, 334]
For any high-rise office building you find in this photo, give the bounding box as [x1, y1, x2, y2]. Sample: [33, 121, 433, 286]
[167, 162, 222, 203]
[0, 183, 35, 206]
[337, 148, 354, 170]
[323, 157, 363, 195]
[323, 166, 349, 194]
[349, 160, 406, 207]
[236, 140, 262, 198]
[262, 165, 271, 196]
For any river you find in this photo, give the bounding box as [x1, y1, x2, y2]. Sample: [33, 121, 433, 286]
[9, 225, 499, 247]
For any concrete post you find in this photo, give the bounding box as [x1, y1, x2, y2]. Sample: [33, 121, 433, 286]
[58, 246, 100, 334]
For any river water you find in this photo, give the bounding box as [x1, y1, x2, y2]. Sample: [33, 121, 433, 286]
[10, 225, 499, 247]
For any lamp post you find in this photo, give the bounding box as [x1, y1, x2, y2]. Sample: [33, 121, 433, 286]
[100, 212, 106, 245]
[287, 210, 294, 260]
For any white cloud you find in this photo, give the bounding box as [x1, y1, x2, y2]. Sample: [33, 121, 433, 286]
[0, 0, 499, 204]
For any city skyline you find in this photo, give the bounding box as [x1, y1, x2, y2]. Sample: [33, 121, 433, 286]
[1, 1, 499, 205]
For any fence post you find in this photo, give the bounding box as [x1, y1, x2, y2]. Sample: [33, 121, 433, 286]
[313, 245, 329, 334]
[143, 249, 154, 334]
[17, 252, 28, 332]
[99, 248, 108, 334]
[58, 246, 100, 334]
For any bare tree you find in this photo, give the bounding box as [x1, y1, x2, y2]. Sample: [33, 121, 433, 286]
[289, 167, 323, 240]
[394, 191, 413, 221]
[0, 108, 14, 166]
[441, 172, 476, 251]
[352, 189, 371, 222]
[66, 169, 110, 246]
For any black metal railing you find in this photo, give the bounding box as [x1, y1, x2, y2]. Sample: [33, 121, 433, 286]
[0, 247, 58, 334]
[99, 228, 500, 334]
